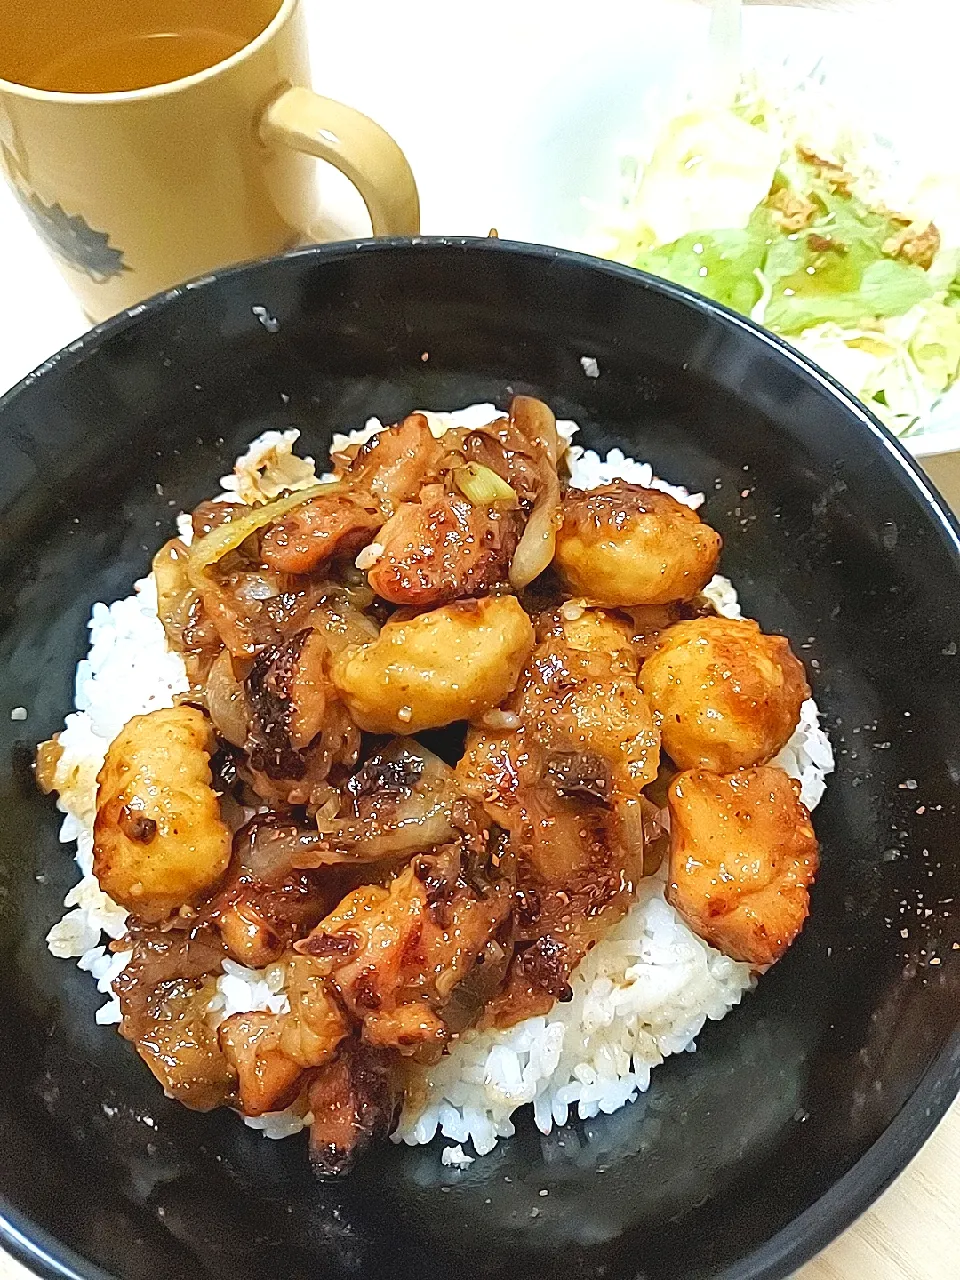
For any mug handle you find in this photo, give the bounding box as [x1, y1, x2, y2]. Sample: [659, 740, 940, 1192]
[260, 85, 420, 237]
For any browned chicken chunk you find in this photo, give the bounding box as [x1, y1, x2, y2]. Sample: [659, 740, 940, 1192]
[94, 706, 231, 922]
[217, 953, 348, 1114]
[554, 483, 721, 606]
[639, 616, 809, 771]
[307, 1040, 399, 1177]
[296, 853, 511, 1053]
[239, 627, 361, 808]
[667, 766, 819, 966]
[332, 596, 534, 734]
[334, 413, 446, 515]
[218, 1011, 303, 1116]
[512, 632, 660, 799]
[211, 869, 330, 968]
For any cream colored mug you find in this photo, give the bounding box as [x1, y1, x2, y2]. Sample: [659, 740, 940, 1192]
[0, 0, 420, 321]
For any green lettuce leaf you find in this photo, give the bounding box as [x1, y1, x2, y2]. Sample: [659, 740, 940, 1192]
[765, 256, 935, 334]
[634, 212, 771, 313]
[758, 171, 937, 333]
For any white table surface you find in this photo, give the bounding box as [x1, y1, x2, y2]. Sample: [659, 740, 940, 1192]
[1, 3, 958, 1278]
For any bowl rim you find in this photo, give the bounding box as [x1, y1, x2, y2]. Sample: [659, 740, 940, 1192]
[1, 234, 958, 1280]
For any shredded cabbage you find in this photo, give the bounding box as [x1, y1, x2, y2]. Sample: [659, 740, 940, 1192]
[790, 299, 960, 435]
[590, 79, 960, 437]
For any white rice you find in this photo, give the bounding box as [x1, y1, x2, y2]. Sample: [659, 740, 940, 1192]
[43, 406, 834, 1153]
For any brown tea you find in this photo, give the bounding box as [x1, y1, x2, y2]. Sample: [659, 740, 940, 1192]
[1, 0, 281, 94]
[29, 29, 249, 94]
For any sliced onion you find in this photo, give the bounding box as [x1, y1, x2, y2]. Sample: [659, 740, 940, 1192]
[314, 740, 460, 858]
[509, 456, 561, 589]
[206, 648, 250, 748]
[615, 798, 648, 881]
[507, 398, 562, 589]
[233, 814, 363, 881]
[187, 482, 337, 588]
[510, 395, 559, 467]
[153, 537, 197, 646]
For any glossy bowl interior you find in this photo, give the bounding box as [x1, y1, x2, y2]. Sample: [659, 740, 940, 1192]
[0, 239, 958, 1280]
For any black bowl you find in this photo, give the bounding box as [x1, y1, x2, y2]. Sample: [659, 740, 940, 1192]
[1, 238, 958, 1280]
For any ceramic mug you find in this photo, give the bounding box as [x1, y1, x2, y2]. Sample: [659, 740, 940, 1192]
[0, 0, 420, 321]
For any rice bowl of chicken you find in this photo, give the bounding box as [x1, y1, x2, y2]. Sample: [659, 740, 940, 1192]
[1, 237, 959, 1280]
[38, 399, 831, 1167]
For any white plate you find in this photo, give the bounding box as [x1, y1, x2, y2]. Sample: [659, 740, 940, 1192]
[2, 0, 956, 459]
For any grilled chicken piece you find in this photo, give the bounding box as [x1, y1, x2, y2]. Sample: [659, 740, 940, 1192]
[333, 413, 447, 516]
[260, 490, 382, 576]
[512, 633, 660, 800]
[211, 869, 330, 968]
[241, 627, 361, 808]
[368, 486, 520, 609]
[455, 625, 662, 1026]
[307, 1040, 399, 1177]
[245, 628, 328, 773]
[457, 414, 547, 506]
[457, 727, 638, 1027]
[296, 850, 511, 1054]
[667, 766, 819, 966]
[279, 953, 351, 1067]
[218, 1011, 303, 1116]
[217, 953, 349, 1114]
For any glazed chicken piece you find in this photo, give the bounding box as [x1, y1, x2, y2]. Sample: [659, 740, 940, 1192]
[333, 413, 447, 516]
[457, 726, 649, 1026]
[202, 588, 378, 746]
[157, 530, 336, 668]
[296, 845, 512, 1055]
[512, 631, 660, 801]
[245, 627, 328, 774]
[331, 595, 534, 734]
[539, 604, 637, 658]
[217, 1011, 304, 1116]
[239, 626, 361, 808]
[367, 484, 520, 608]
[456, 626, 660, 1026]
[307, 1039, 399, 1177]
[666, 766, 819, 966]
[639, 616, 809, 772]
[115, 925, 235, 1110]
[211, 868, 331, 968]
[217, 953, 349, 1114]
[554, 483, 721, 606]
[259, 490, 382, 576]
[455, 614, 665, 1024]
[93, 705, 231, 923]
